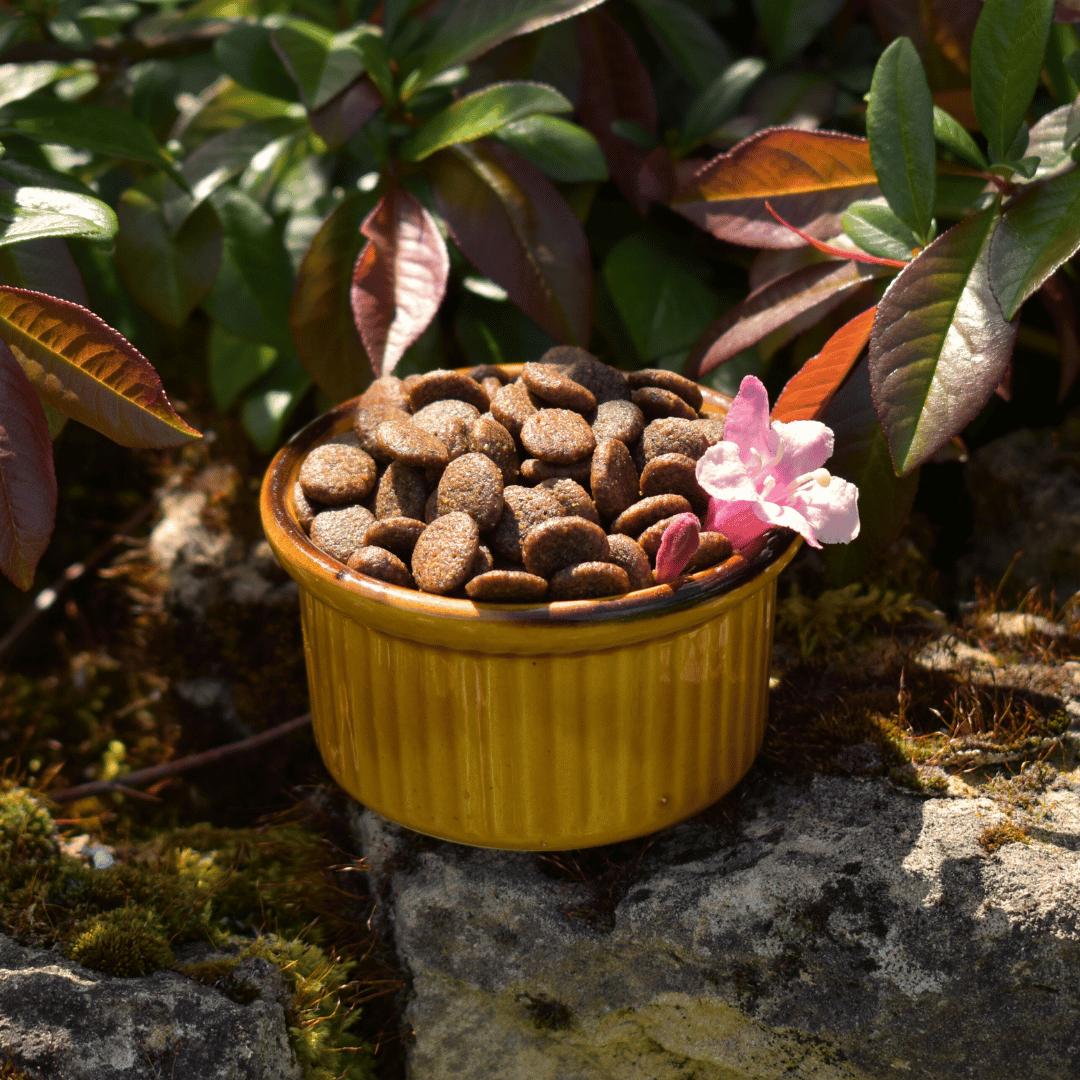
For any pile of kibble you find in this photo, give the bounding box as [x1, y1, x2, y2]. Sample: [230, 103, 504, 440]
[291, 348, 736, 602]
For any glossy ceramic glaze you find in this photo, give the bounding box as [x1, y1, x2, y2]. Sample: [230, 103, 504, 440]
[261, 372, 800, 849]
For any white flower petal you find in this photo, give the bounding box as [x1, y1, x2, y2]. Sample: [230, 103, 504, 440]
[695, 442, 756, 499]
[771, 419, 833, 487]
[797, 476, 860, 544]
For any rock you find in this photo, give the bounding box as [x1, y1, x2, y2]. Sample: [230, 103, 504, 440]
[911, 635, 1000, 671]
[0, 934, 301, 1080]
[975, 612, 1066, 640]
[356, 764, 1080, 1080]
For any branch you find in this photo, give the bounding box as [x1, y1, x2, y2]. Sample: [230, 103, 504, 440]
[0, 22, 230, 65]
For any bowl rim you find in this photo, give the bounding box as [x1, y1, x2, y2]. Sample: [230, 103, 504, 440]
[261, 367, 798, 626]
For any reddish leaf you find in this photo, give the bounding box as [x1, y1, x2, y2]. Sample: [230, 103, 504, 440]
[0, 238, 89, 307]
[764, 201, 908, 267]
[429, 141, 591, 345]
[350, 188, 449, 377]
[1039, 272, 1080, 401]
[576, 8, 658, 213]
[688, 259, 889, 376]
[309, 77, 384, 151]
[772, 306, 878, 421]
[638, 145, 676, 204]
[749, 245, 828, 292]
[0, 287, 201, 448]
[292, 193, 373, 402]
[670, 128, 881, 249]
[0, 339, 57, 590]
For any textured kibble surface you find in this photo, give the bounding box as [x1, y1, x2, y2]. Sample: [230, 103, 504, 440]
[359, 375, 411, 412]
[687, 531, 734, 572]
[627, 368, 704, 411]
[521, 361, 596, 412]
[354, 403, 410, 460]
[436, 453, 504, 531]
[408, 369, 489, 412]
[638, 514, 685, 557]
[465, 570, 549, 602]
[642, 418, 710, 462]
[640, 453, 707, 510]
[538, 478, 600, 524]
[412, 398, 481, 444]
[364, 516, 426, 558]
[490, 485, 564, 562]
[612, 494, 693, 536]
[549, 561, 631, 600]
[376, 461, 427, 520]
[467, 416, 519, 483]
[346, 545, 412, 587]
[520, 409, 596, 464]
[592, 398, 645, 445]
[376, 418, 450, 468]
[519, 458, 593, 485]
[562, 351, 630, 404]
[591, 439, 640, 521]
[632, 386, 700, 421]
[522, 517, 609, 579]
[299, 443, 377, 505]
[309, 505, 376, 563]
[606, 534, 654, 591]
[411, 512, 480, 594]
[292, 482, 319, 531]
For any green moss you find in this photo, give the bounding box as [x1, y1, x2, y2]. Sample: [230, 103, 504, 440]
[0, 786, 58, 868]
[67, 906, 174, 977]
[978, 821, 1030, 854]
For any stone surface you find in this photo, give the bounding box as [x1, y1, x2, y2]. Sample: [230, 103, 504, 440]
[0, 934, 301, 1080]
[357, 763, 1080, 1079]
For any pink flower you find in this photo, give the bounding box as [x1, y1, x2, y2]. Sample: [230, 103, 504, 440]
[654, 512, 700, 583]
[696, 375, 860, 550]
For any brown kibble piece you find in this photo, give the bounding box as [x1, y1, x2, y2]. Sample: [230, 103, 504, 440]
[467, 416, 519, 483]
[376, 418, 450, 468]
[626, 368, 704, 411]
[548, 561, 630, 600]
[519, 458, 592, 485]
[470, 543, 494, 578]
[354, 404, 410, 461]
[411, 512, 480, 594]
[408, 369, 489, 412]
[611, 494, 693, 536]
[375, 462, 427, 520]
[359, 375, 410, 412]
[292, 482, 319, 532]
[632, 386, 699, 421]
[364, 516, 426, 558]
[490, 485, 564, 562]
[465, 570, 549, 602]
[299, 443, 377, 506]
[326, 431, 362, 448]
[520, 409, 595, 464]
[346, 545, 412, 587]
[424, 488, 440, 524]
[605, 534, 654, 591]
[638, 514, 685, 558]
[642, 417, 710, 462]
[481, 376, 503, 400]
[592, 399, 645, 445]
[522, 516, 609, 578]
[436, 452, 504, 530]
[560, 351, 630, 404]
[490, 381, 538, 438]
[640, 452, 708, 512]
[466, 364, 509, 384]
[412, 398, 481, 446]
[537, 478, 600, 524]
[693, 417, 726, 446]
[686, 532, 733, 572]
[309, 505, 375, 563]
[521, 362, 596, 413]
[591, 439, 640, 521]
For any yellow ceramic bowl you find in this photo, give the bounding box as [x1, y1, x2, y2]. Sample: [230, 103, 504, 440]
[261, 374, 800, 850]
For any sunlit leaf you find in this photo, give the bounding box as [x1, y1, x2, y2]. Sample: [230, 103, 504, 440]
[765, 201, 907, 267]
[412, 0, 607, 93]
[970, 0, 1056, 162]
[402, 81, 571, 161]
[989, 165, 1080, 319]
[176, 80, 304, 144]
[0, 185, 116, 247]
[671, 128, 881, 249]
[752, 0, 846, 66]
[429, 141, 591, 345]
[821, 357, 920, 586]
[0, 339, 56, 590]
[214, 23, 300, 102]
[0, 286, 201, 447]
[1039, 272, 1080, 401]
[868, 207, 1016, 475]
[629, 0, 730, 90]
[115, 186, 222, 329]
[309, 77, 384, 150]
[291, 192, 374, 401]
[350, 188, 449, 377]
[932, 106, 987, 169]
[680, 57, 767, 151]
[691, 259, 888, 374]
[576, 8, 659, 213]
[239, 353, 311, 452]
[0, 62, 68, 109]
[842, 201, 921, 263]
[492, 114, 609, 182]
[1025, 101, 1079, 178]
[773, 306, 878, 421]
[209, 321, 278, 410]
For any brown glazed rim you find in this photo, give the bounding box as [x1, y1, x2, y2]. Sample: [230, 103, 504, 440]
[264, 368, 798, 625]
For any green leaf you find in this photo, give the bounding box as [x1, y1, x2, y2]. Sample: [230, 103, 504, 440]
[401, 81, 571, 161]
[868, 207, 1017, 475]
[0, 62, 67, 110]
[989, 166, 1080, 320]
[239, 353, 311, 452]
[609, 119, 657, 150]
[270, 17, 370, 110]
[115, 184, 223, 329]
[680, 57, 766, 150]
[0, 186, 117, 247]
[411, 0, 606, 95]
[866, 37, 936, 244]
[350, 26, 394, 104]
[214, 23, 300, 102]
[970, 0, 1056, 162]
[629, 0, 730, 91]
[492, 114, 608, 182]
[1043, 22, 1080, 105]
[209, 321, 278, 410]
[203, 187, 294, 351]
[842, 201, 921, 263]
[932, 105, 987, 169]
[0, 99, 182, 186]
[751, 0, 846, 67]
[603, 232, 721, 361]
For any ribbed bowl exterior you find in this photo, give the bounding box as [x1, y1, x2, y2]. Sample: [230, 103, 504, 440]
[262, 372, 800, 850]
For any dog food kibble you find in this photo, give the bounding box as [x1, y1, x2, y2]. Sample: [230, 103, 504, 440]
[299, 443, 377, 505]
[436, 452, 505, 530]
[309, 505, 375, 563]
[295, 356, 748, 601]
[520, 409, 596, 464]
[411, 512, 480, 594]
[346, 545, 412, 587]
[548, 561, 630, 600]
[523, 516, 609, 578]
